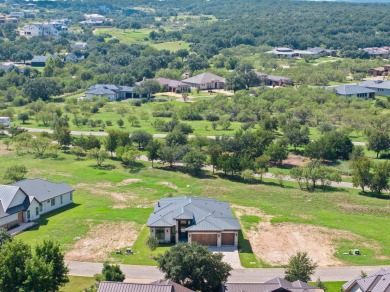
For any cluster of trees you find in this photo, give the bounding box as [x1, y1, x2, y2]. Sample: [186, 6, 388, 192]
[0, 234, 69, 292]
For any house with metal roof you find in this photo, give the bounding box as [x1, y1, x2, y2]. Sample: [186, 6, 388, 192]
[156, 78, 191, 93]
[85, 84, 139, 101]
[147, 197, 240, 247]
[223, 277, 324, 292]
[0, 178, 74, 229]
[255, 71, 293, 87]
[30, 55, 51, 67]
[326, 85, 376, 99]
[342, 268, 390, 292]
[98, 280, 193, 292]
[182, 72, 226, 90]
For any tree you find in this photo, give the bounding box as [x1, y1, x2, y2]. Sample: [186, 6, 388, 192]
[284, 252, 317, 283]
[102, 262, 125, 282]
[315, 277, 327, 291]
[146, 236, 158, 257]
[367, 131, 390, 158]
[34, 240, 69, 291]
[70, 146, 84, 160]
[22, 78, 60, 101]
[87, 148, 108, 167]
[265, 141, 288, 165]
[183, 150, 207, 176]
[241, 169, 254, 182]
[30, 137, 51, 157]
[127, 115, 139, 127]
[208, 144, 222, 174]
[157, 243, 232, 291]
[285, 126, 310, 151]
[0, 228, 12, 249]
[0, 240, 31, 291]
[117, 119, 124, 128]
[352, 156, 372, 192]
[116, 146, 140, 169]
[134, 79, 161, 97]
[3, 165, 27, 182]
[18, 112, 29, 124]
[53, 126, 71, 146]
[182, 93, 189, 102]
[23, 255, 55, 292]
[146, 139, 162, 167]
[165, 130, 188, 146]
[370, 161, 390, 194]
[191, 135, 209, 151]
[273, 170, 285, 187]
[254, 154, 270, 180]
[131, 130, 153, 149]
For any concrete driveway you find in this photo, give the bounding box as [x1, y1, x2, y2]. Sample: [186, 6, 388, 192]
[209, 246, 242, 269]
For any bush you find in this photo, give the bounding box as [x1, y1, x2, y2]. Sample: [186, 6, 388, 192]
[3, 165, 28, 182]
[131, 100, 142, 107]
[205, 112, 220, 121]
[152, 111, 173, 117]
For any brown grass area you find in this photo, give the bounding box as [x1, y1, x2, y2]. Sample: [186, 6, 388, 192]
[282, 154, 309, 167]
[0, 141, 12, 156]
[65, 221, 139, 261]
[159, 181, 178, 189]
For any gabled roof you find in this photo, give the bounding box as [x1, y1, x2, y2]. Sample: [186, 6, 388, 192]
[224, 279, 322, 292]
[147, 197, 240, 232]
[342, 268, 390, 292]
[12, 178, 74, 203]
[0, 64, 16, 72]
[31, 56, 50, 63]
[150, 280, 193, 292]
[0, 186, 30, 219]
[87, 88, 116, 95]
[327, 85, 376, 95]
[182, 73, 226, 85]
[97, 282, 173, 292]
[156, 78, 189, 88]
[365, 81, 390, 90]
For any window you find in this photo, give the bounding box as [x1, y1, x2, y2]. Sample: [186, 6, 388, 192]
[60, 195, 63, 204]
[51, 198, 55, 206]
[40, 205, 42, 212]
[155, 228, 165, 240]
[70, 193, 73, 201]
[36, 207, 39, 216]
[27, 210, 30, 220]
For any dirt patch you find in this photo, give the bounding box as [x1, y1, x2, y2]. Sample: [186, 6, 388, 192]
[117, 179, 142, 186]
[339, 204, 390, 216]
[0, 141, 12, 156]
[282, 154, 309, 167]
[65, 221, 138, 261]
[159, 181, 178, 189]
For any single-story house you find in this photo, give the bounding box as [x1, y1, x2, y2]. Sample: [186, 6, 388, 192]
[266, 47, 333, 59]
[65, 52, 85, 63]
[224, 278, 324, 292]
[156, 77, 191, 93]
[342, 268, 390, 292]
[30, 55, 50, 67]
[147, 196, 240, 247]
[0, 178, 74, 229]
[0, 117, 11, 127]
[98, 281, 193, 292]
[0, 63, 16, 72]
[363, 47, 390, 58]
[368, 65, 390, 77]
[255, 71, 293, 86]
[326, 85, 376, 98]
[360, 80, 390, 96]
[85, 84, 140, 101]
[70, 42, 88, 50]
[182, 72, 226, 90]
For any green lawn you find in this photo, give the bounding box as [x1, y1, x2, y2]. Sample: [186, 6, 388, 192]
[152, 41, 191, 52]
[309, 281, 345, 292]
[94, 28, 152, 43]
[1, 138, 389, 267]
[61, 276, 94, 292]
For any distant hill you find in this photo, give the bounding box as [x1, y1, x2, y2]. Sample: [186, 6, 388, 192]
[304, 0, 390, 2]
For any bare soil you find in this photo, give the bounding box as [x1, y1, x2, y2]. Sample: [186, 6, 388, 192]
[65, 221, 138, 262]
[282, 154, 308, 167]
[159, 181, 178, 190]
[0, 141, 12, 156]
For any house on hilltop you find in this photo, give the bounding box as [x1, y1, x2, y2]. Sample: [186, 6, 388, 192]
[182, 72, 226, 90]
[0, 179, 74, 229]
[85, 84, 147, 101]
[147, 196, 240, 247]
[326, 84, 376, 99]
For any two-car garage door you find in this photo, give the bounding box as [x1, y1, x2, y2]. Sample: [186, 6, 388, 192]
[192, 233, 217, 246]
[191, 233, 235, 246]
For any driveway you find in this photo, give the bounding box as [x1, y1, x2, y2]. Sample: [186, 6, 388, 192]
[209, 246, 242, 269]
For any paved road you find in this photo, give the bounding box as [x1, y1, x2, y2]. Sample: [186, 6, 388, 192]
[66, 261, 389, 282]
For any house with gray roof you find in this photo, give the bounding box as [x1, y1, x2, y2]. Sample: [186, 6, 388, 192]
[326, 85, 376, 99]
[147, 197, 240, 246]
[182, 72, 226, 90]
[0, 178, 74, 229]
[223, 277, 324, 292]
[156, 77, 191, 93]
[255, 71, 293, 87]
[342, 268, 390, 292]
[30, 55, 50, 67]
[85, 84, 139, 101]
[98, 281, 193, 292]
[359, 80, 390, 96]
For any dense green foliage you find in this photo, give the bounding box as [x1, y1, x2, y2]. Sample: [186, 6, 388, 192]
[285, 252, 317, 283]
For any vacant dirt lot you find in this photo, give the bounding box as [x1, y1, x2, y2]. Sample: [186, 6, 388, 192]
[234, 205, 378, 266]
[65, 221, 138, 262]
[282, 154, 308, 167]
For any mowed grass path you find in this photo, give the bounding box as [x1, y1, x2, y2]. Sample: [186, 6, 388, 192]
[1, 141, 389, 267]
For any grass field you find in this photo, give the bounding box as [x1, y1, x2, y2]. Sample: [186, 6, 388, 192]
[309, 281, 345, 292]
[0, 138, 388, 268]
[61, 276, 94, 292]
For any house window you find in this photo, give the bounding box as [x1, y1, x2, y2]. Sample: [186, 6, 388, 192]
[60, 195, 63, 204]
[51, 198, 55, 206]
[36, 207, 39, 216]
[155, 228, 165, 240]
[27, 210, 30, 220]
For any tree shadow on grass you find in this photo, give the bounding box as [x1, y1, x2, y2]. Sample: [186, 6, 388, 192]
[217, 173, 296, 189]
[90, 164, 116, 170]
[29, 203, 81, 229]
[124, 161, 145, 174]
[157, 165, 217, 179]
[359, 191, 390, 200]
